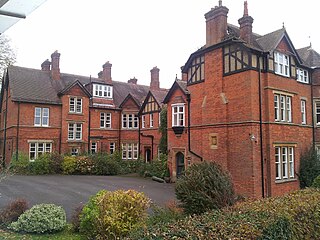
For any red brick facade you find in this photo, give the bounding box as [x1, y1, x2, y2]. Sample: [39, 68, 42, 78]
[164, 1, 317, 198]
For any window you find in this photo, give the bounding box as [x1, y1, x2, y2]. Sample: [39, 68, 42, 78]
[91, 142, 97, 154]
[121, 143, 138, 160]
[297, 68, 309, 83]
[187, 55, 205, 84]
[29, 142, 52, 161]
[150, 113, 154, 128]
[110, 142, 115, 154]
[274, 94, 292, 122]
[172, 104, 185, 127]
[69, 97, 82, 113]
[315, 102, 320, 126]
[100, 112, 111, 128]
[68, 123, 82, 140]
[122, 114, 138, 129]
[71, 148, 79, 156]
[274, 52, 289, 77]
[275, 146, 295, 180]
[93, 84, 113, 98]
[142, 115, 145, 128]
[301, 100, 306, 124]
[34, 107, 49, 127]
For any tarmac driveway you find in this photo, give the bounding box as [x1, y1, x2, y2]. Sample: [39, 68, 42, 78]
[0, 175, 176, 220]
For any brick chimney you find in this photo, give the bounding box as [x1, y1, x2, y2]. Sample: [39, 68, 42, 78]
[51, 51, 60, 80]
[128, 77, 138, 84]
[205, 0, 229, 47]
[41, 59, 51, 71]
[181, 66, 188, 81]
[238, 1, 254, 44]
[98, 71, 103, 78]
[150, 66, 160, 91]
[102, 61, 112, 84]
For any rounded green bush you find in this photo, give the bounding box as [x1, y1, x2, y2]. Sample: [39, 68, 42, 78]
[8, 203, 66, 233]
[80, 189, 150, 239]
[312, 175, 320, 188]
[175, 161, 235, 214]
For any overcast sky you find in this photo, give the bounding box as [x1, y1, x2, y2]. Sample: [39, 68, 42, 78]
[5, 0, 320, 88]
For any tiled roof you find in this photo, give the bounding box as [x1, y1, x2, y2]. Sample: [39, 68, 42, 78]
[6, 65, 162, 108]
[297, 46, 320, 68]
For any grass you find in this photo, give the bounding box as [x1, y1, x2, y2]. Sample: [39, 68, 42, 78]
[0, 225, 84, 240]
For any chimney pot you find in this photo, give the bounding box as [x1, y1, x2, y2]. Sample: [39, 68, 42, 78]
[150, 66, 160, 91]
[238, 1, 254, 44]
[51, 50, 60, 80]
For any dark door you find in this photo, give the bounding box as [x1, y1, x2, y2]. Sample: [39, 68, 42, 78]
[145, 148, 151, 163]
[176, 152, 185, 177]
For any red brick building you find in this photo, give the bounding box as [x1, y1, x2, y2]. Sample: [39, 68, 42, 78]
[0, 51, 167, 165]
[164, 1, 320, 198]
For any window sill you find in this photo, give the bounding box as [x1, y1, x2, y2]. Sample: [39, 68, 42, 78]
[68, 112, 83, 115]
[275, 178, 297, 184]
[93, 96, 113, 100]
[34, 125, 49, 127]
[67, 140, 83, 143]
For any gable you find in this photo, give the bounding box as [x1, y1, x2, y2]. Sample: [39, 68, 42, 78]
[119, 94, 140, 111]
[61, 84, 89, 98]
[140, 92, 160, 115]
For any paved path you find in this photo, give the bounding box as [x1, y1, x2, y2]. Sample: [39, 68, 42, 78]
[0, 175, 176, 220]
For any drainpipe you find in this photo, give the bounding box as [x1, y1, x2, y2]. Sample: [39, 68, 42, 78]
[88, 105, 91, 153]
[310, 72, 315, 148]
[140, 133, 154, 160]
[2, 82, 8, 168]
[138, 116, 141, 159]
[15, 101, 20, 161]
[258, 55, 265, 198]
[186, 93, 203, 161]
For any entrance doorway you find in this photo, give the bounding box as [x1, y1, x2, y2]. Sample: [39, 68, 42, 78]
[145, 148, 151, 163]
[176, 152, 185, 177]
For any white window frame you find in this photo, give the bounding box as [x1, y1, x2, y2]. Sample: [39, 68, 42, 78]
[297, 68, 309, 83]
[274, 52, 290, 77]
[172, 104, 185, 127]
[100, 112, 112, 128]
[93, 84, 113, 98]
[142, 115, 145, 128]
[274, 94, 292, 123]
[275, 146, 295, 181]
[110, 142, 115, 154]
[315, 101, 320, 126]
[301, 100, 306, 124]
[121, 143, 138, 160]
[122, 114, 139, 129]
[69, 97, 82, 113]
[68, 123, 82, 140]
[150, 113, 154, 128]
[91, 142, 97, 154]
[29, 142, 52, 161]
[34, 107, 49, 127]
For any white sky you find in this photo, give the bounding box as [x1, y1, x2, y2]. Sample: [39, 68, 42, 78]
[5, 0, 320, 89]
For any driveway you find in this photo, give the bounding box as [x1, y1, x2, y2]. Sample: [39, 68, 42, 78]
[0, 175, 176, 220]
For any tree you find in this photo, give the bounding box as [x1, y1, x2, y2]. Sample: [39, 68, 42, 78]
[0, 34, 16, 81]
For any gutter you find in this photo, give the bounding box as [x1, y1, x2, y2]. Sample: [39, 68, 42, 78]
[186, 93, 203, 161]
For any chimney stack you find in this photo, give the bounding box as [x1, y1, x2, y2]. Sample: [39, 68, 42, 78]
[41, 59, 51, 71]
[205, 0, 229, 47]
[181, 66, 188, 81]
[51, 51, 60, 80]
[102, 61, 112, 84]
[150, 66, 160, 91]
[128, 77, 138, 84]
[238, 1, 254, 44]
[98, 71, 103, 79]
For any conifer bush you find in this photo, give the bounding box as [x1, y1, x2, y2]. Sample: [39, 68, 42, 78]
[299, 148, 320, 188]
[9, 203, 66, 233]
[175, 161, 235, 214]
[312, 175, 320, 188]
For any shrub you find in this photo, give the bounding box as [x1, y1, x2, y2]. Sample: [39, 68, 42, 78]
[0, 198, 28, 228]
[175, 161, 235, 214]
[299, 148, 320, 188]
[312, 175, 320, 188]
[9, 203, 66, 233]
[9, 153, 29, 174]
[62, 156, 77, 174]
[144, 154, 169, 179]
[48, 152, 63, 174]
[75, 156, 94, 174]
[91, 153, 119, 175]
[71, 204, 84, 232]
[80, 189, 150, 239]
[128, 189, 320, 240]
[28, 154, 50, 175]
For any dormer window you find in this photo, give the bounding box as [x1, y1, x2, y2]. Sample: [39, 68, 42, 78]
[93, 84, 113, 98]
[274, 52, 290, 77]
[297, 68, 309, 83]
